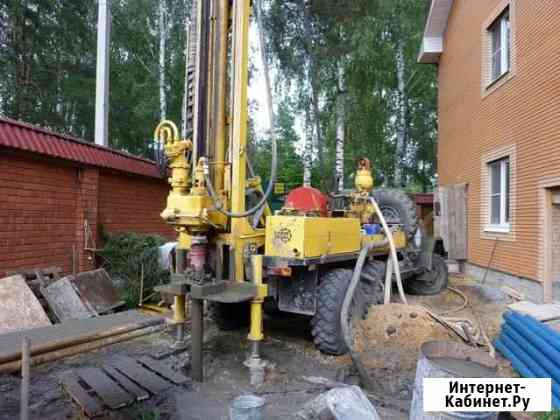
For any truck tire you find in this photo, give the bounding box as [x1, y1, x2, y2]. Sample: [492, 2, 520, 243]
[405, 254, 449, 296]
[311, 269, 371, 356]
[208, 302, 250, 331]
[371, 188, 418, 238]
[361, 260, 386, 305]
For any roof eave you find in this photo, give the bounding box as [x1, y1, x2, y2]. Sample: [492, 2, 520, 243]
[418, 0, 454, 64]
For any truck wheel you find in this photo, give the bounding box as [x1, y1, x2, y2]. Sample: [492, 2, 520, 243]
[371, 188, 418, 238]
[361, 260, 386, 305]
[208, 302, 250, 331]
[311, 269, 368, 356]
[405, 254, 449, 296]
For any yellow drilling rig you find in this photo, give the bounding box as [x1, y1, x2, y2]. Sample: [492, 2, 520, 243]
[154, 0, 448, 383]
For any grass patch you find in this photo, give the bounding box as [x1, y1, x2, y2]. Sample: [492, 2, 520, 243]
[538, 412, 560, 420]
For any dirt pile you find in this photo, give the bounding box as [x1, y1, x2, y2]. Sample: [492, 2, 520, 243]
[351, 304, 456, 398]
[353, 304, 453, 372]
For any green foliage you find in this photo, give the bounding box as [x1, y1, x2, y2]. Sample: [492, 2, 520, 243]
[252, 98, 304, 191]
[135, 408, 161, 420]
[260, 0, 438, 192]
[0, 0, 189, 156]
[99, 232, 168, 308]
[538, 412, 560, 420]
[1, 0, 438, 193]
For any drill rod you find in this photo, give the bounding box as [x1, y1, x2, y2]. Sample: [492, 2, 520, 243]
[191, 297, 204, 382]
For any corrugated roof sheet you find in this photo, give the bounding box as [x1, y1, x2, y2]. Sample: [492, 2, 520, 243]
[0, 117, 163, 178]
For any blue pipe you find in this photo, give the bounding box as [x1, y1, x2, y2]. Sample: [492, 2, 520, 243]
[502, 325, 560, 385]
[495, 339, 560, 409]
[508, 311, 560, 352]
[501, 332, 560, 400]
[503, 312, 560, 369]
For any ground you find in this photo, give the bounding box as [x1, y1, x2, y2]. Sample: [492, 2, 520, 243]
[0, 277, 538, 419]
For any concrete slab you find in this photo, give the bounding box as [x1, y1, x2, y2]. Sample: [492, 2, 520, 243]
[508, 301, 560, 321]
[42, 276, 96, 321]
[0, 275, 51, 334]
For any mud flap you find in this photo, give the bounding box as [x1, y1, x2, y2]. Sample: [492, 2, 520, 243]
[278, 269, 318, 315]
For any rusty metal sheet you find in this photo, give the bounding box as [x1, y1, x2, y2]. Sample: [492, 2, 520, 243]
[42, 276, 96, 321]
[0, 275, 51, 334]
[70, 269, 124, 315]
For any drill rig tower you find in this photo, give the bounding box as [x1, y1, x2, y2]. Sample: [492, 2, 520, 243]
[155, 0, 448, 384]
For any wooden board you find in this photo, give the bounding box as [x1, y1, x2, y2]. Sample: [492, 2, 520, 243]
[102, 365, 150, 401]
[60, 372, 104, 418]
[0, 310, 164, 364]
[0, 275, 51, 334]
[138, 356, 189, 385]
[439, 184, 468, 260]
[509, 301, 560, 321]
[77, 367, 134, 409]
[42, 276, 96, 321]
[71, 269, 124, 314]
[109, 356, 171, 394]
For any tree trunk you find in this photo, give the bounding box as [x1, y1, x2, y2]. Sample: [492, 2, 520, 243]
[181, 13, 190, 139]
[255, 0, 274, 131]
[301, 1, 324, 175]
[394, 43, 408, 188]
[335, 62, 345, 192]
[158, 0, 167, 121]
[303, 107, 313, 187]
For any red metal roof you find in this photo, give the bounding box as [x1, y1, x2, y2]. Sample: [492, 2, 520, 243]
[0, 117, 163, 178]
[411, 193, 434, 205]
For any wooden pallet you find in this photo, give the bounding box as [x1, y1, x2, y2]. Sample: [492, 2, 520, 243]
[61, 356, 189, 417]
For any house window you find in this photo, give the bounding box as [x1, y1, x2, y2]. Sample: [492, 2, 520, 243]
[488, 9, 511, 83]
[488, 157, 510, 231]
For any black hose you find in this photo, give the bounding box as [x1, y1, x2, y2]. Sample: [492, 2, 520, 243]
[204, 123, 277, 218]
[203, 0, 278, 218]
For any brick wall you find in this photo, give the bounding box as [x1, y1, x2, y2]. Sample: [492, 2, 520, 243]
[437, 0, 560, 282]
[0, 154, 78, 274]
[98, 171, 174, 238]
[0, 151, 174, 277]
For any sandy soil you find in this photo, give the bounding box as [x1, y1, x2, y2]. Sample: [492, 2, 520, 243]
[0, 277, 528, 419]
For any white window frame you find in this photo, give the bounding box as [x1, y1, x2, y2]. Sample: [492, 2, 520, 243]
[489, 9, 511, 84]
[485, 158, 510, 233]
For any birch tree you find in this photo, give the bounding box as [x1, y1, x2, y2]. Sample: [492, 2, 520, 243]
[303, 108, 313, 186]
[158, 0, 168, 121]
[393, 43, 407, 187]
[180, 13, 190, 138]
[301, 1, 324, 175]
[335, 61, 346, 192]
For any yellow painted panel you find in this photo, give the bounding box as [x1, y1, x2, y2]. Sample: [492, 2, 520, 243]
[265, 216, 362, 258]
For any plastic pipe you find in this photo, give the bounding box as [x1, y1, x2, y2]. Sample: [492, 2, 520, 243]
[503, 325, 560, 384]
[510, 311, 560, 353]
[504, 312, 560, 368]
[500, 332, 560, 399]
[495, 339, 560, 408]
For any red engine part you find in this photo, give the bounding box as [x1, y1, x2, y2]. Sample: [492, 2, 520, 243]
[284, 186, 329, 217]
[190, 238, 207, 272]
